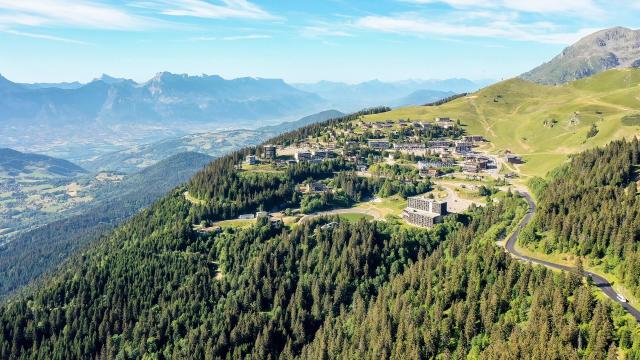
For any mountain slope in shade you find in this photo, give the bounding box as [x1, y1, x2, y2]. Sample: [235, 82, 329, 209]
[257, 109, 344, 133]
[0, 151, 213, 298]
[0, 148, 86, 177]
[0, 74, 23, 93]
[521, 27, 640, 84]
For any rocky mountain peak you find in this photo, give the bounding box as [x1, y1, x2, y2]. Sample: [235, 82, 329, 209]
[521, 27, 640, 84]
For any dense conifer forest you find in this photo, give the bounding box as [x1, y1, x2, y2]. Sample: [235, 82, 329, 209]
[301, 198, 640, 359]
[1, 112, 639, 359]
[2, 188, 638, 358]
[522, 138, 640, 299]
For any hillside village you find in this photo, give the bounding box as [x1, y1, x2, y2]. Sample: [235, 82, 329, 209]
[191, 113, 523, 231]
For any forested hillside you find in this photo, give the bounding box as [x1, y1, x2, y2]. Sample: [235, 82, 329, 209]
[0, 148, 86, 177]
[301, 198, 638, 359]
[522, 138, 640, 299]
[0, 152, 212, 298]
[2, 186, 637, 358]
[0, 111, 638, 359]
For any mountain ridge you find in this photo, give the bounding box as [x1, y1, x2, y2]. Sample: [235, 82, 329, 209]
[391, 89, 457, 107]
[0, 72, 329, 160]
[0, 148, 86, 177]
[0, 72, 326, 126]
[293, 78, 488, 110]
[521, 26, 640, 84]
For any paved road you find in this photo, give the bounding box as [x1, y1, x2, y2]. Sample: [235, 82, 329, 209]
[506, 191, 640, 322]
[437, 183, 483, 213]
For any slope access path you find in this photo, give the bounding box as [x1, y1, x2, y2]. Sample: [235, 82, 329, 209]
[506, 191, 640, 322]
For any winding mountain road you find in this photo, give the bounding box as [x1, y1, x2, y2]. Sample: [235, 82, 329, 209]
[506, 191, 640, 322]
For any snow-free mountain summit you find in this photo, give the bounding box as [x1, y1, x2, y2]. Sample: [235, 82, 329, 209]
[522, 27, 640, 84]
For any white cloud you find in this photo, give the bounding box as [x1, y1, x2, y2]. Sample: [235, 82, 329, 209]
[0, 0, 155, 30]
[144, 0, 278, 20]
[357, 16, 490, 37]
[403, 0, 493, 6]
[402, 0, 604, 18]
[0, 0, 277, 32]
[223, 34, 271, 40]
[355, 14, 599, 44]
[0, 14, 47, 27]
[192, 33, 271, 41]
[301, 26, 353, 38]
[2, 29, 89, 44]
[502, 0, 602, 16]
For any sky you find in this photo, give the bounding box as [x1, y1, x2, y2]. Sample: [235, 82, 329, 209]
[0, 0, 639, 84]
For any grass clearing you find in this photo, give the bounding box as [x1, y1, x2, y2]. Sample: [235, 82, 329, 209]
[212, 219, 255, 228]
[355, 195, 406, 217]
[184, 191, 206, 206]
[336, 213, 374, 222]
[241, 163, 286, 173]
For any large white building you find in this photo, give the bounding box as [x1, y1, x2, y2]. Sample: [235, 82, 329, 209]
[427, 140, 454, 149]
[263, 145, 277, 159]
[393, 143, 426, 150]
[402, 197, 448, 228]
[245, 155, 258, 165]
[367, 139, 391, 150]
[295, 151, 312, 162]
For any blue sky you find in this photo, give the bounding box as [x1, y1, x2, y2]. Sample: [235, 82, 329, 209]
[1, 0, 639, 84]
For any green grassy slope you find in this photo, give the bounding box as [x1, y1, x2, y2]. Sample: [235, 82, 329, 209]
[363, 68, 640, 177]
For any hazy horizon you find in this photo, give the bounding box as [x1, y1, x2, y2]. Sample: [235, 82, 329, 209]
[1, 0, 639, 84]
[3, 71, 497, 86]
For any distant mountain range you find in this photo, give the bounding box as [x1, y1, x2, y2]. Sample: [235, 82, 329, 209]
[20, 81, 83, 90]
[1, 73, 485, 161]
[0, 148, 86, 177]
[293, 78, 489, 111]
[521, 27, 640, 84]
[391, 89, 458, 107]
[0, 72, 325, 126]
